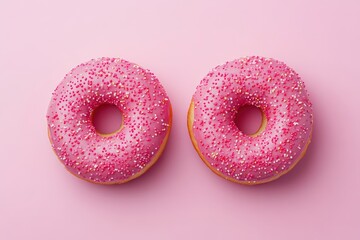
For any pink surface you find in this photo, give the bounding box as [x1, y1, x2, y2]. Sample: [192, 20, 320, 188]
[235, 105, 263, 135]
[1, 0, 359, 239]
[92, 104, 123, 135]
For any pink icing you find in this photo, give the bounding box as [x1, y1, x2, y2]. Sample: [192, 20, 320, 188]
[191, 56, 313, 183]
[47, 58, 171, 184]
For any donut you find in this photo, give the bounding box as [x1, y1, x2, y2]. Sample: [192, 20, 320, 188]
[187, 56, 313, 185]
[47, 58, 172, 184]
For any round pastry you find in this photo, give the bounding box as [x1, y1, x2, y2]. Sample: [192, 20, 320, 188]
[188, 56, 313, 185]
[47, 58, 172, 184]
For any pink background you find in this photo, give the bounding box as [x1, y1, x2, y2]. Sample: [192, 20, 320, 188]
[1, 0, 360, 239]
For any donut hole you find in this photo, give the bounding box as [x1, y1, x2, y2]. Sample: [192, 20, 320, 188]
[235, 105, 265, 136]
[91, 104, 123, 136]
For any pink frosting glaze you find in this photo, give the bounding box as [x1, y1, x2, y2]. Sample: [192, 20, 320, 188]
[47, 58, 171, 184]
[190, 56, 313, 184]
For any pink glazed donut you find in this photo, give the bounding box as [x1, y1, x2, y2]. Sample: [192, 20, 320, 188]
[188, 56, 313, 185]
[47, 58, 172, 184]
